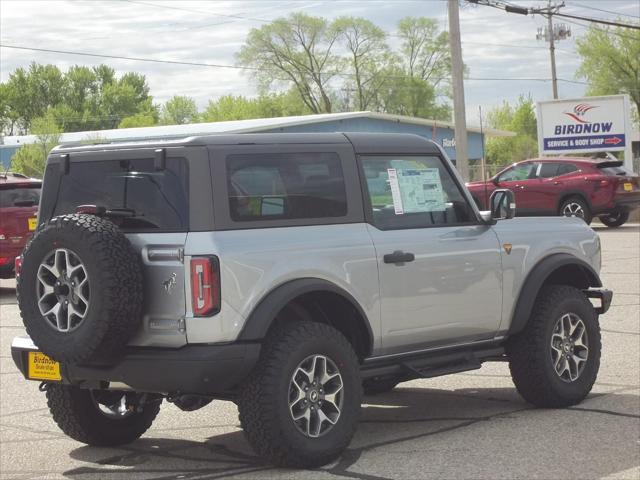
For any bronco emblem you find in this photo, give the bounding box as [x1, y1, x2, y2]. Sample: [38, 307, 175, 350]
[163, 273, 177, 293]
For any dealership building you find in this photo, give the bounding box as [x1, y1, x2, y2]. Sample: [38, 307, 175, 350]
[0, 111, 515, 171]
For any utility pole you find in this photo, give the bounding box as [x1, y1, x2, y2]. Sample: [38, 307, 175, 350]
[547, 6, 558, 99]
[448, 0, 469, 181]
[536, 1, 570, 99]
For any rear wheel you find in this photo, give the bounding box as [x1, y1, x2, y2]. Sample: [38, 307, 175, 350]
[600, 210, 629, 228]
[507, 285, 601, 407]
[560, 197, 592, 224]
[46, 385, 162, 446]
[238, 321, 361, 467]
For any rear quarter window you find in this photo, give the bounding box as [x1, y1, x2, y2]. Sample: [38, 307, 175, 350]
[51, 157, 189, 232]
[226, 152, 348, 222]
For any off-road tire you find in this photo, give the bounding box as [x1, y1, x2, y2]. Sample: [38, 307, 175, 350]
[560, 197, 592, 224]
[17, 214, 143, 364]
[46, 384, 161, 446]
[600, 210, 629, 228]
[507, 285, 601, 408]
[363, 376, 402, 395]
[238, 321, 362, 468]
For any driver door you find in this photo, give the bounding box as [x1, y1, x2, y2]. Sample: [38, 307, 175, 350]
[361, 154, 503, 355]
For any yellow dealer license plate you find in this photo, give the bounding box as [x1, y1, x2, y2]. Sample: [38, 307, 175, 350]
[623, 182, 633, 192]
[28, 217, 37, 231]
[27, 351, 61, 381]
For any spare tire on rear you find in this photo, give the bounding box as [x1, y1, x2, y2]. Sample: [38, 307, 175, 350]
[17, 214, 143, 365]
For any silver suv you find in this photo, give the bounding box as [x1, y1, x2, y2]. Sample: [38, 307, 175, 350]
[12, 133, 612, 467]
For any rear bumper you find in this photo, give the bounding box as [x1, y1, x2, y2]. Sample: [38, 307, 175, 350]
[613, 191, 640, 212]
[11, 336, 261, 396]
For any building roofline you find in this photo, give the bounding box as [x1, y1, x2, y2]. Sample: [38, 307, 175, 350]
[1, 111, 515, 146]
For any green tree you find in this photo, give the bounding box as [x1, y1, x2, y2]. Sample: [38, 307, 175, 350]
[377, 68, 451, 120]
[237, 13, 339, 113]
[397, 17, 451, 91]
[10, 113, 62, 178]
[118, 113, 157, 129]
[1, 63, 156, 134]
[576, 23, 640, 122]
[161, 96, 199, 125]
[201, 91, 310, 122]
[485, 96, 538, 165]
[333, 17, 393, 110]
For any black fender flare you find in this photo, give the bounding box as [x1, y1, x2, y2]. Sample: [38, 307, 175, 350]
[508, 253, 602, 336]
[237, 277, 374, 353]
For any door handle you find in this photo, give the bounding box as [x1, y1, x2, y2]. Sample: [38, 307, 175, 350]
[514, 184, 525, 190]
[554, 181, 562, 185]
[383, 250, 415, 264]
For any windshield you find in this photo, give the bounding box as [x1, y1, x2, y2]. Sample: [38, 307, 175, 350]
[51, 157, 189, 231]
[0, 185, 41, 208]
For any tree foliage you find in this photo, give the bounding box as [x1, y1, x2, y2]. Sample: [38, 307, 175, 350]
[201, 91, 310, 122]
[161, 95, 199, 125]
[0, 63, 156, 135]
[237, 14, 452, 119]
[237, 13, 339, 114]
[10, 113, 62, 178]
[485, 96, 538, 165]
[576, 23, 640, 122]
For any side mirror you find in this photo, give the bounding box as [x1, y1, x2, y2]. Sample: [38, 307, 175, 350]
[489, 189, 516, 220]
[491, 176, 500, 186]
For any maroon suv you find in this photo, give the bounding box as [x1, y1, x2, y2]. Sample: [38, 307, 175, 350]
[467, 157, 640, 227]
[0, 173, 41, 278]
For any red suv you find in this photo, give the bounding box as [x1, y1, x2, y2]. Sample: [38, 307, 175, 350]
[466, 158, 640, 227]
[0, 172, 41, 278]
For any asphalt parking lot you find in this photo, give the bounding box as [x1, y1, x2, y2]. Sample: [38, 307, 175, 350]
[1, 224, 638, 480]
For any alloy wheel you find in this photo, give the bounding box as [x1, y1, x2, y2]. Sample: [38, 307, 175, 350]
[550, 313, 589, 382]
[36, 248, 90, 332]
[288, 354, 344, 438]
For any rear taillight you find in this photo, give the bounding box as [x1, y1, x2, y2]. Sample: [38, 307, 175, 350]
[190, 256, 221, 317]
[14, 256, 22, 276]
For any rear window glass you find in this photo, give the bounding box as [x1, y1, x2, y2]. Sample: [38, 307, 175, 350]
[0, 185, 41, 208]
[53, 158, 189, 231]
[598, 165, 631, 176]
[227, 153, 347, 222]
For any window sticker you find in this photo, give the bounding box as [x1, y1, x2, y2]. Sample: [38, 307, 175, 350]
[388, 162, 446, 214]
[387, 168, 404, 214]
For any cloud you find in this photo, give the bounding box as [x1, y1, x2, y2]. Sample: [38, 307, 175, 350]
[1, 0, 636, 122]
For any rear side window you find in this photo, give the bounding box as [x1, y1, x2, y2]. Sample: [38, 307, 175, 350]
[52, 158, 189, 231]
[558, 163, 578, 176]
[0, 185, 41, 208]
[227, 153, 347, 221]
[537, 163, 560, 178]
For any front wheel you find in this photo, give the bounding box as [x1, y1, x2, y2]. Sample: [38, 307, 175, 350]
[507, 285, 601, 408]
[238, 321, 362, 468]
[600, 210, 629, 228]
[46, 385, 162, 446]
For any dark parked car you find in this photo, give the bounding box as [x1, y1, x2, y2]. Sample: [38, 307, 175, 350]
[466, 157, 640, 226]
[0, 172, 41, 278]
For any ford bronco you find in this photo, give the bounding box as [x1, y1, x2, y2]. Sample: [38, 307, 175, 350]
[11, 133, 612, 467]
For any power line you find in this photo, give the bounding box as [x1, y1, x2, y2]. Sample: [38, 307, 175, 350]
[0, 43, 589, 85]
[466, 0, 640, 29]
[553, 11, 640, 30]
[566, 1, 640, 19]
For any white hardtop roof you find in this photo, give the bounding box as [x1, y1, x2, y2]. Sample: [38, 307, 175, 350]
[2, 111, 513, 146]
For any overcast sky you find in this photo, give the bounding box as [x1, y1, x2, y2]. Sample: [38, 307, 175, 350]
[1, 0, 638, 126]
